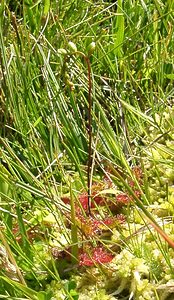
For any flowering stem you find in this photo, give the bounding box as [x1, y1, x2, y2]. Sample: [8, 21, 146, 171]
[75, 51, 92, 215]
[70, 181, 79, 263]
[85, 56, 92, 216]
[66, 48, 93, 215]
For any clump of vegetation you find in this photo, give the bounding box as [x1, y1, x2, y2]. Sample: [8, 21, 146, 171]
[0, 0, 174, 299]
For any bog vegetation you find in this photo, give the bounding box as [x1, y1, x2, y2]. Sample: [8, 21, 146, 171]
[0, 0, 174, 299]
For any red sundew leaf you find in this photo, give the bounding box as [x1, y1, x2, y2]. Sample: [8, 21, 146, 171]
[132, 166, 143, 181]
[102, 217, 116, 226]
[134, 189, 142, 198]
[92, 193, 105, 205]
[61, 197, 70, 204]
[79, 192, 105, 211]
[90, 217, 101, 228]
[128, 166, 143, 187]
[77, 215, 102, 236]
[79, 252, 94, 266]
[99, 217, 120, 229]
[93, 247, 114, 264]
[79, 247, 114, 266]
[116, 193, 131, 205]
[61, 186, 106, 212]
[128, 189, 142, 202]
[97, 215, 126, 229]
[77, 215, 121, 236]
[116, 214, 126, 223]
[78, 194, 88, 210]
[129, 180, 135, 188]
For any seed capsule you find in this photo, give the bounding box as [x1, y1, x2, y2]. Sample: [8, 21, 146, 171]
[87, 42, 96, 55]
[57, 48, 67, 55]
[68, 41, 77, 52]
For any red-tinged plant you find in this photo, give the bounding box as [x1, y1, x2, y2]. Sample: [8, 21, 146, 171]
[116, 214, 126, 224]
[59, 165, 144, 265]
[79, 246, 114, 266]
[77, 214, 123, 237]
[102, 217, 120, 226]
[107, 193, 132, 212]
[128, 180, 136, 188]
[78, 193, 91, 211]
[79, 192, 105, 211]
[99, 216, 125, 229]
[61, 191, 105, 212]
[132, 166, 143, 181]
[79, 252, 94, 266]
[128, 166, 143, 188]
[77, 214, 102, 236]
[116, 193, 131, 205]
[51, 245, 114, 267]
[93, 192, 106, 205]
[61, 197, 70, 205]
[133, 189, 142, 198]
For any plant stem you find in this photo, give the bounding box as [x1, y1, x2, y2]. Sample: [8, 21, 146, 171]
[75, 51, 93, 215]
[85, 56, 92, 215]
[70, 181, 79, 264]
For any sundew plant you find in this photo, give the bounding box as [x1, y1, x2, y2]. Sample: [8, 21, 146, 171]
[0, 0, 174, 299]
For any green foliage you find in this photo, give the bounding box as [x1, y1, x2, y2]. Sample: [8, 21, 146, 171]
[0, 0, 173, 299]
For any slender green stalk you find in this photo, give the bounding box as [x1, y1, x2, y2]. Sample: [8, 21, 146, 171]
[70, 181, 79, 264]
[84, 55, 93, 216]
[65, 50, 93, 214]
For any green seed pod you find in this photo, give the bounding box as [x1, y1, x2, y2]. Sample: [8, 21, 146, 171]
[68, 41, 77, 52]
[57, 48, 67, 55]
[87, 41, 96, 55]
